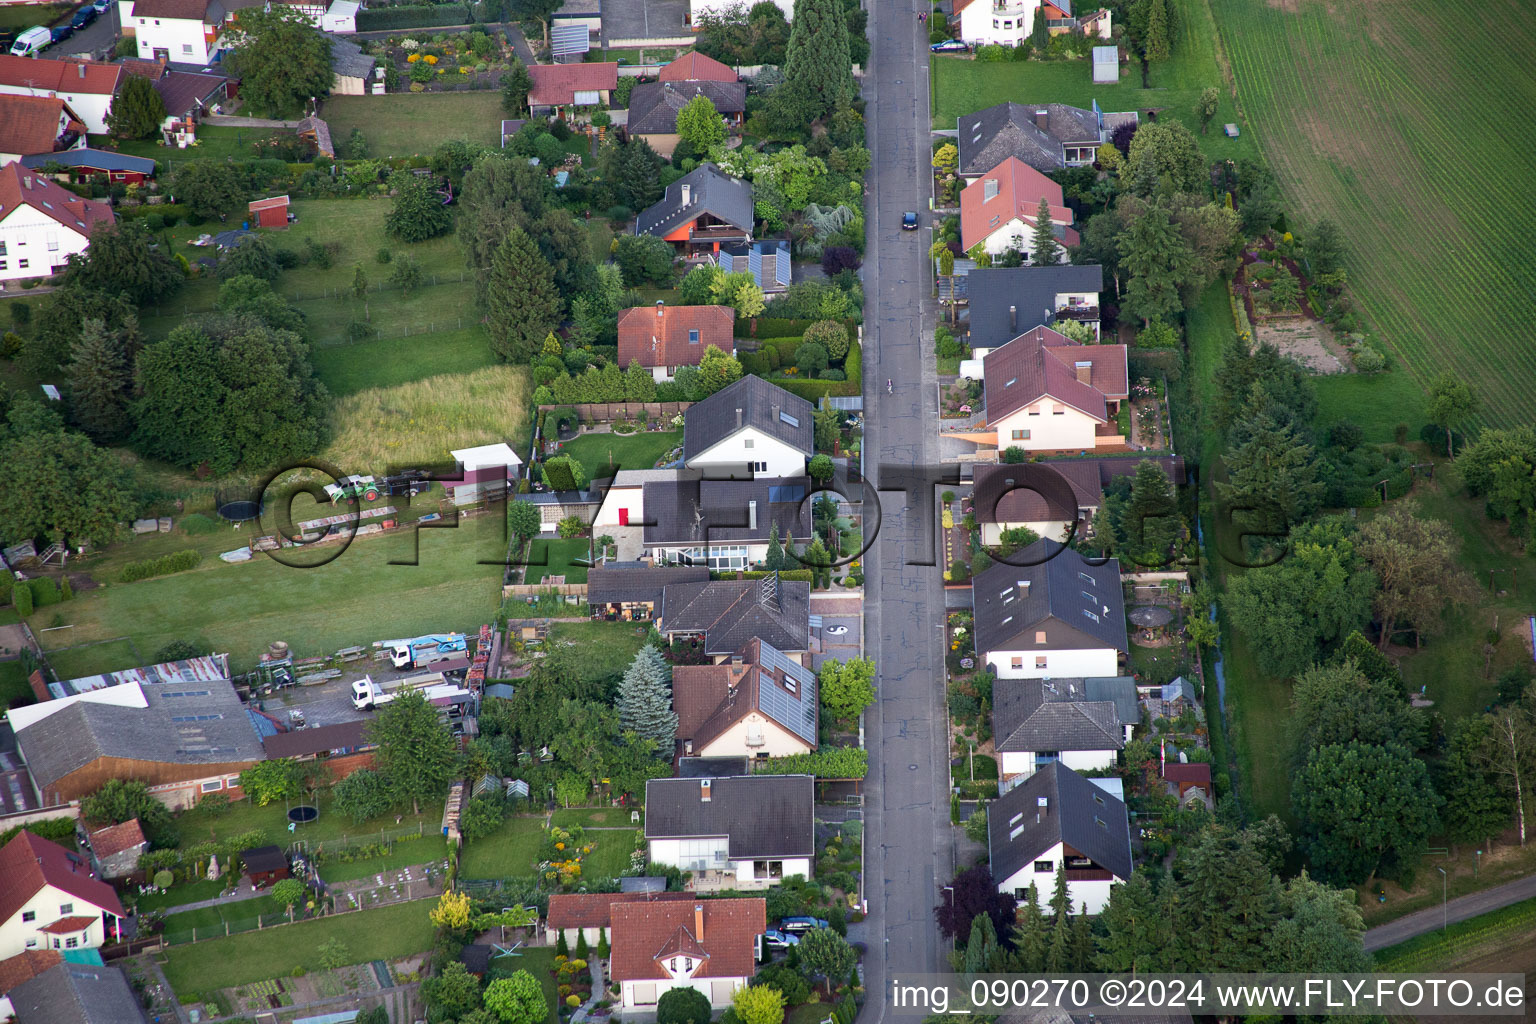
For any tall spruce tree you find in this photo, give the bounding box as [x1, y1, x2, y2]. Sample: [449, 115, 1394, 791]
[67, 317, 132, 441]
[777, 0, 854, 126]
[616, 646, 678, 756]
[1030, 195, 1062, 266]
[1124, 459, 1181, 563]
[1011, 883, 1048, 971]
[105, 75, 167, 139]
[1117, 203, 1198, 325]
[486, 226, 560, 363]
[1143, 0, 1170, 61]
[764, 523, 785, 571]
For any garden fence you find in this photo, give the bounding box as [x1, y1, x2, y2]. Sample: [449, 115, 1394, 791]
[287, 821, 440, 860]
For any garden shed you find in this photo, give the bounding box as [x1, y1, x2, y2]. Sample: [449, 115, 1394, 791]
[1092, 46, 1118, 84]
[247, 195, 290, 229]
[241, 845, 290, 886]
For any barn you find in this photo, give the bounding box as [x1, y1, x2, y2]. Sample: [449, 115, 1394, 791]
[248, 195, 291, 229]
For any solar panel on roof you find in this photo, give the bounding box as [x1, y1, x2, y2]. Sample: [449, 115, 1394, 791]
[768, 484, 805, 503]
[550, 23, 590, 56]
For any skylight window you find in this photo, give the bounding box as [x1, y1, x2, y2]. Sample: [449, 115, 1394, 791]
[779, 411, 800, 427]
[1082, 609, 1099, 623]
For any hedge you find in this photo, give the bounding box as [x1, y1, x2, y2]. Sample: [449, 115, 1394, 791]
[355, 3, 470, 29]
[757, 748, 868, 778]
[764, 377, 859, 401]
[736, 570, 815, 582]
[738, 318, 818, 340]
[843, 338, 861, 387]
[120, 549, 202, 583]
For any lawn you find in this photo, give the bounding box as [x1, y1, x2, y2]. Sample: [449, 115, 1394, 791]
[931, 0, 1259, 163]
[0, 3, 63, 28]
[319, 840, 449, 883]
[526, 538, 594, 584]
[550, 807, 641, 830]
[1312, 369, 1429, 445]
[556, 429, 682, 479]
[322, 93, 506, 157]
[458, 814, 545, 879]
[159, 898, 438, 994]
[96, 126, 283, 172]
[134, 879, 225, 915]
[32, 515, 507, 674]
[175, 793, 448, 852]
[41, 640, 145, 683]
[511, 945, 561, 1024]
[163, 894, 282, 941]
[547, 620, 648, 688]
[312, 327, 497, 395]
[1214, 0, 1536, 428]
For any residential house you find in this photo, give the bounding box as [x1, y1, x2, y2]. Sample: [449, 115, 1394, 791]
[0, 57, 125, 137]
[658, 572, 811, 656]
[527, 62, 618, 115]
[626, 79, 746, 157]
[960, 156, 1076, 259]
[9, 962, 147, 1024]
[682, 374, 813, 478]
[634, 162, 753, 256]
[972, 539, 1128, 680]
[82, 820, 147, 881]
[0, 160, 114, 283]
[328, 33, 376, 95]
[610, 898, 766, 1012]
[11, 674, 267, 808]
[673, 637, 817, 759]
[153, 67, 229, 131]
[260, 720, 376, 780]
[992, 676, 1137, 789]
[587, 564, 710, 621]
[545, 890, 696, 947]
[688, 0, 791, 25]
[0, 832, 125, 959]
[962, 265, 1104, 349]
[119, 0, 252, 66]
[0, 96, 87, 165]
[987, 761, 1132, 915]
[644, 774, 813, 888]
[952, 325, 1128, 456]
[641, 475, 812, 571]
[714, 239, 790, 293]
[956, 101, 1135, 177]
[952, 0, 1111, 48]
[970, 455, 1186, 545]
[658, 50, 738, 83]
[21, 149, 157, 185]
[441, 442, 522, 506]
[0, 950, 62, 1019]
[617, 302, 736, 381]
[592, 469, 690, 532]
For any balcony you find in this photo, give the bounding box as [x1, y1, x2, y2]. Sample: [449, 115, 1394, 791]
[688, 225, 749, 242]
[1055, 304, 1100, 321]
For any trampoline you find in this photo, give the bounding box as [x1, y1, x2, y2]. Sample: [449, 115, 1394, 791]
[1128, 605, 1175, 628]
[217, 498, 263, 523]
[288, 805, 318, 824]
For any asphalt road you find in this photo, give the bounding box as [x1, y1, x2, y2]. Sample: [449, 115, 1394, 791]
[1362, 872, 1536, 953]
[860, 6, 950, 1020]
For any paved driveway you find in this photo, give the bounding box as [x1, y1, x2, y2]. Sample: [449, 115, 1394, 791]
[812, 613, 861, 671]
[44, 3, 121, 61]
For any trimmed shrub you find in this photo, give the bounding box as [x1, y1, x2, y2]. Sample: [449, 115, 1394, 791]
[119, 549, 202, 584]
[355, 4, 469, 30]
[763, 377, 858, 401]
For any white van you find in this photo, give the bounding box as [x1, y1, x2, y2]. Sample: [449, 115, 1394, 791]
[9, 26, 50, 57]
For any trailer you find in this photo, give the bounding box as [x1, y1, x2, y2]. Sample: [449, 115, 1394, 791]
[374, 633, 469, 669]
[351, 672, 473, 710]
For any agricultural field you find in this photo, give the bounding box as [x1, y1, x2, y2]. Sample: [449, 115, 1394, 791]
[1215, 0, 1536, 427]
[321, 93, 507, 157]
[932, 0, 1257, 162]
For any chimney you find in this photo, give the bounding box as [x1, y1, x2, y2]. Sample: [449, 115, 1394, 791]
[656, 300, 665, 317]
[1034, 108, 1049, 130]
[78, 64, 86, 80]
[700, 779, 712, 802]
[22, 176, 31, 189]
[1009, 305, 1017, 331]
[1037, 795, 1048, 823]
[1074, 360, 1092, 384]
[681, 183, 692, 206]
[735, 408, 743, 429]
[748, 499, 757, 530]
[694, 904, 705, 941]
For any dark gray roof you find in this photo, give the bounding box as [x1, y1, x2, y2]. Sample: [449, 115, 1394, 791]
[645, 774, 814, 858]
[640, 476, 812, 546]
[992, 678, 1124, 753]
[261, 720, 372, 759]
[682, 375, 813, 464]
[965, 265, 1104, 348]
[153, 69, 226, 119]
[634, 162, 753, 238]
[972, 539, 1128, 655]
[956, 101, 1102, 176]
[240, 844, 287, 874]
[619, 875, 668, 892]
[1081, 676, 1139, 724]
[627, 80, 746, 134]
[660, 574, 811, 654]
[988, 762, 1133, 883]
[327, 34, 375, 78]
[15, 678, 265, 790]
[676, 756, 750, 778]
[21, 149, 156, 175]
[587, 564, 710, 605]
[11, 964, 146, 1024]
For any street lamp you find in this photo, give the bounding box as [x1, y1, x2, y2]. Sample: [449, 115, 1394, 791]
[1437, 866, 1447, 932]
[1475, 850, 1482, 878]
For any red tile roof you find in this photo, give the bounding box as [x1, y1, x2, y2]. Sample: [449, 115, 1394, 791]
[0, 56, 125, 97]
[609, 898, 765, 982]
[659, 51, 737, 83]
[119, 59, 169, 82]
[617, 304, 735, 370]
[0, 832, 124, 928]
[38, 915, 99, 934]
[1162, 762, 1211, 785]
[527, 62, 619, 106]
[0, 96, 79, 158]
[131, 0, 215, 21]
[960, 156, 1076, 252]
[0, 950, 62, 994]
[982, 325, 1128, 423]
[88, 820, 146, 860]
[0, 160, 115, 236]
[547, 891, 697, 932]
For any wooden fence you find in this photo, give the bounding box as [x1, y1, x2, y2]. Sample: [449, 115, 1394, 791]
[538, 402, 691, 422]
[502, 583, 588, 599]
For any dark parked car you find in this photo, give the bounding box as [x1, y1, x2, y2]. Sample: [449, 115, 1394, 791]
[70, 6, 97, 28]
[930, 39, 970, 53]
[779, 916, 829, 934]
[50, 23, 74, 41]
[902, 211, 919, 231]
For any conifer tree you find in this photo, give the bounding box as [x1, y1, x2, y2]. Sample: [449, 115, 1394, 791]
[1124, 459, 1181, 562]
[764, 523, 785, 571]
[1030, 195, 1062, 267]
[67, 317, 131, 441]
[777, 0, 854, 126]
[1143, 0, 1170, 61]
[616, 646, 678, 755]
[1011, 883, 1048, 971]
[486, 226, 560, 363]
[624, 359, 657, 402]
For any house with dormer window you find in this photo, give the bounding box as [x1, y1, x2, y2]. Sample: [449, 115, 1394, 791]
[988, 762, 1131, 914]
[682, 375, 813, 479]
[644, 775, 814, 890]
[618, 303, 736, 382]
[672, 637, 818, 759]
[610, 898, 766, 1011]
[0, 833, 124, 960]
[960, 156, 1077, 260]
[992, 676, 1138, 789]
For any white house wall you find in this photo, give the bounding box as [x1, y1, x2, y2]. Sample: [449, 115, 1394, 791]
[979, 218, 1073, 262]
[992, 405, 1099, 452]
[621, 975, 748, 1011]
[129, 12, 219, 64]
[694, 715, 812, 759]
[957, 0, 1035, 45]
[690, 0, 791, 24]
[592, 485, 644, 529]
[0, 205, 91, 283]
[0, 884, 111, 958]
[997, 844, 1120, 915]
[998, 748, 1116, 786]
[729, 855, 812, 888]
[979, 519, 1072, 547]
[985, 647, 1119, 680]
[0, 85, 112, 136]
[687, 426, 804, 479]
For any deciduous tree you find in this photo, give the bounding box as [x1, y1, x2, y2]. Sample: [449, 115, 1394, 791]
[676, 93, 727, 151]
[613, 233, 675, 287]
[1356, 503, 1476, 648]
[82, 779, 177, 848]
[733, 982, 786, 1024]
[484, 970, 549, 1024]
[1289, 660, 1424, 761]
[819, 657, 876, 723]
[797, 926, 856, 989]
[239, 759, 304, 806]
[332, 767, 393, 822]
[1125, 121, 1205, 195]
[368, 691, 459, 815]
[1292, 741, 1441, 884]
[1425, 372, 1477, 459]
[423, 961, 484, 1021]
[935, 864, 1015, 944]
[698, 344, 744, 393]
[66, 221, 182, 305]
[0, 429, 137, 548]
[1197, 86, 1220, 134]
[656, 987, 712, 1024]
[226, 8, 333, 117]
